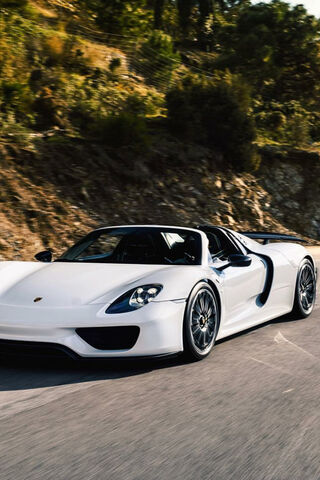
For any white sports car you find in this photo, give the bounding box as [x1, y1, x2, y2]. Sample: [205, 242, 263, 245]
[0, 225, 316, 361]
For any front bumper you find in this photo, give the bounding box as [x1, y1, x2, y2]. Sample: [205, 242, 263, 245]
[0, 300, 185, 358]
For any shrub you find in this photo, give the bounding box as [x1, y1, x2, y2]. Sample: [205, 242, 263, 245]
[166, 73, 259, 171]
[266, 111, 286, 131]
[309, 112, 320, 142]
[134, 31, 180, 89]
[0, 0, 28, 8]
[0, 80, 35, 124]
[68, 78, 132, 128]
[254, 100, 312, 145]
[123, 92, 164, 117]
[109, 57, 121, 73]
[285, 114, 310, 147]
[34, 87, 59, 128]
[255, 110, 286, 141]
[42, 35, 88, 73]
[90, 113, 148, 149]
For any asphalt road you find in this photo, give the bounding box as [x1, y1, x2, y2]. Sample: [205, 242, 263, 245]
[0, 251, 320, 480]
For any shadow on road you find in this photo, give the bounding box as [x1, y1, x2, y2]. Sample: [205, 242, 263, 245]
[1, 301, 318, 393]
[0, 354, 184, 392]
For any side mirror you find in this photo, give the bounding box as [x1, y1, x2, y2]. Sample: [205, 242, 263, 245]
[228, 254, 252, 267]
[217, 254, 252, 271]
[35, 250, 52, 263]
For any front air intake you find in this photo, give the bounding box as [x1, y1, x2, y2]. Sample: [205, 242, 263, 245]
[76, 326, 140, 350]
[0, 339, 79, 359]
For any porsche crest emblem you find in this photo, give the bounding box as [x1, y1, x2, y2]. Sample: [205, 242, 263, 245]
[33, 297, 43, 303]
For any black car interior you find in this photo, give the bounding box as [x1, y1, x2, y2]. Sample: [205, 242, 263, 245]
[198, 227, 242, 261]
[58, 228, 203, 265]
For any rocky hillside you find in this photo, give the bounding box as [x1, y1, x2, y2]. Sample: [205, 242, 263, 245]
[0, 137, 318, 261]
[259, 147, 320, 240]
[0, 0, 319, 260]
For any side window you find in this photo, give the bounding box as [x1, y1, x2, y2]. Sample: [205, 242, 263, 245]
[225, 231, 247, 255]
[205, 230, 240, 260]
[207, 233, 223, 256]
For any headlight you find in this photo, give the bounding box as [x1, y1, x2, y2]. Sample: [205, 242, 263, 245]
[106, 284, 163, 314]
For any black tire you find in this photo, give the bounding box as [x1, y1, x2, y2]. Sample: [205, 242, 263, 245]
[183, 282, 219, 361]
[291, 258, 316, 319]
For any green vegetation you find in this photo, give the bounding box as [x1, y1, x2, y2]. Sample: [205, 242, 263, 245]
[167, 73, 260, 170]
[135, 31, 180, 88]
[0, 0, 320, 170]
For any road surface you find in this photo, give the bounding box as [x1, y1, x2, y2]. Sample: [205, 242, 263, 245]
[0, 250, 319, 480]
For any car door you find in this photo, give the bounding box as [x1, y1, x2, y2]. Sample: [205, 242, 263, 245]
[203, 227, 267, 331]
[214, 253, 267, 329]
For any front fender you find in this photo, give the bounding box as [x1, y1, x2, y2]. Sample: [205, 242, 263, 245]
[90, 265, 222, 305]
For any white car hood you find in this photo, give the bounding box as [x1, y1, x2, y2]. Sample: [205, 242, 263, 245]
[0, 261, 171, 307]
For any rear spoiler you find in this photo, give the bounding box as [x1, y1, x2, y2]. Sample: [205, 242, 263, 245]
[240, 231, 307, 245]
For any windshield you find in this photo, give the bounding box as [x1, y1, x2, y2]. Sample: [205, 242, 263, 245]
[57, 227, 202, 265]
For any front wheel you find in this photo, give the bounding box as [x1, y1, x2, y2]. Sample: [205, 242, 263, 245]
[291, 258, 316, 319]
[183, 282, 219, 361]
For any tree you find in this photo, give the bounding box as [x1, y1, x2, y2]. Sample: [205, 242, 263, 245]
[0, 0, 27, 6]
[199, 0, 213, 25]
[166, 73, 259, 170]
[176, 0, 194, 34]
[154, 0, 166, 28]
[218, 1, 320, 105]
[80, 0, 151, 35]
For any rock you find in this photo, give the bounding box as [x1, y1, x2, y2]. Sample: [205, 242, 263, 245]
[283, 200, 299, 210]
[233, 177, 247, 189]
[186, 197, 197, 207]
[225, 215, 235, 225]
[81, 187, 90, 201]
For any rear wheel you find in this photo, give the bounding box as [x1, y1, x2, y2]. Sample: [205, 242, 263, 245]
[183, 282, 219, 361]
[291, 258, 316, 319]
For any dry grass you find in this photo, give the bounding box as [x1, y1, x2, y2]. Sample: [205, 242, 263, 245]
[44, 35, 65, 57]
[42, 0, 77, 12]
[29, 1, 58, 18]
[80, 41, 129, 72]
